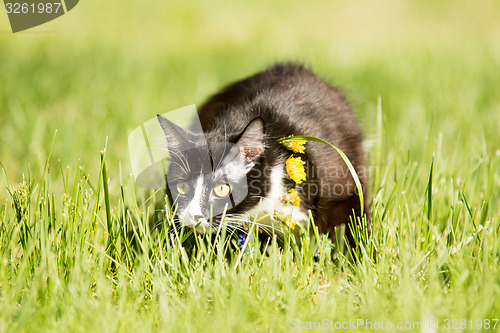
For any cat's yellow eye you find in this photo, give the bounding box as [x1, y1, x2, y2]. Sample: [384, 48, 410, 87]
[176, 181, 190, 195]
[213, 183, 231, 198]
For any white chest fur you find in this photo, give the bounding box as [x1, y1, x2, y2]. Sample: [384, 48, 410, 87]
[248, 164, 310, 225]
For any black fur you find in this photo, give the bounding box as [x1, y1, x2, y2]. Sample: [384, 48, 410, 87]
[194, 63, 371, 241]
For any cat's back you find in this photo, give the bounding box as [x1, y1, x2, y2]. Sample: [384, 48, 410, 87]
[198, 63, 363, 164]
[198, 63, 347, 125]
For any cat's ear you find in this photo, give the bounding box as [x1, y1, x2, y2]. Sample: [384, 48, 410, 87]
[235, 117, 265, 163]
[157, 114, 192, 150]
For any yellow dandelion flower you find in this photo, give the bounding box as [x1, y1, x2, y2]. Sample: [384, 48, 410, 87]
[286, 155, 306, 184]
[273, 211, 297, 230]
[284, 217, 297, 229]
[281, 189, 301, 207]
[282, 139, 307, 153]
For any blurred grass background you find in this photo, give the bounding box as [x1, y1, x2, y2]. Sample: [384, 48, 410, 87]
[1, 0, 499, 188]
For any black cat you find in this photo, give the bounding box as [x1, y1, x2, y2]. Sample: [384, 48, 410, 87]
[158, 63, 370, 244]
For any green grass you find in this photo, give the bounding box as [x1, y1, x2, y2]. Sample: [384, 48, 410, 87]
[1, 0, 500, 332]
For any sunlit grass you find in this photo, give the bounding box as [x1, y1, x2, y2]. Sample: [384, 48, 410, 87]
[1, 123, 498, 331]
[1, 0, 500, 331]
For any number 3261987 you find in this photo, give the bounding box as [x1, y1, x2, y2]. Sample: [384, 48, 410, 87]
[5, 3, 62, 14]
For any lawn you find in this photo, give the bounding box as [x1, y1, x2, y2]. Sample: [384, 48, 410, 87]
[1, 0, 499, 332]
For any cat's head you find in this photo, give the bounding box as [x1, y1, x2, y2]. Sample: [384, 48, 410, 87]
[157, 115, 265, 231]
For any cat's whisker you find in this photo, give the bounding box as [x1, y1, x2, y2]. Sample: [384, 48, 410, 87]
[167, 224, 184, 236]
[155, 146, 192, 170]
[152, 219, 166, 229]
[221, 212, 246, 218]
[150, 137, 169, 149]
[166, 150, 191, 172]
[223, 224, 247, 234]
[247, 195, 266, 202]
[213, 139, 230, 172]
[165, 161, 191, 178]
[151, 208, 168, 214]
[223, 218, 282, 235]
